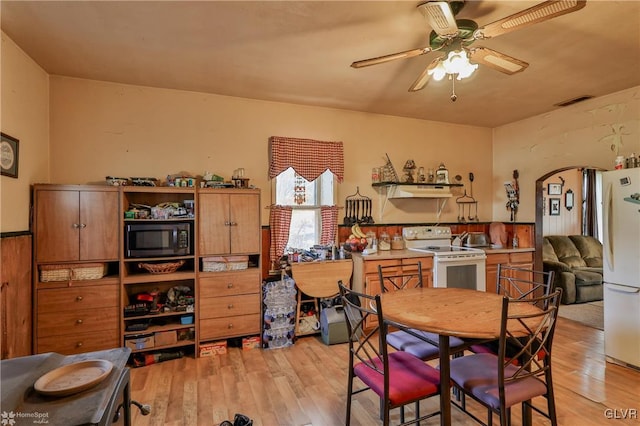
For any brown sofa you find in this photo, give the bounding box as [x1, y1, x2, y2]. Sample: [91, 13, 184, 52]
[542, 235, 603, 304]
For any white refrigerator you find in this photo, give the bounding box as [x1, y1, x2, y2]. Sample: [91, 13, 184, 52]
[602, 168, 640, 369]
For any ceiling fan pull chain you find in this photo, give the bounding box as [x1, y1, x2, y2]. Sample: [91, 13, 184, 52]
[450, 76, 457, 102]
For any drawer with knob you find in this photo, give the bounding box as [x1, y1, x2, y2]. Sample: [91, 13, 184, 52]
[37, 307, 118, 336]
[199, 293, 260, 319]
[200, 270, 260, 298]
[199, 314, 261, 341]
[37, 284, 118, 313]
[37, 329, 119, 355]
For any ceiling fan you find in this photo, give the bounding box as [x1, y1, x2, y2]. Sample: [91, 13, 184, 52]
[351, 0, 586, 99]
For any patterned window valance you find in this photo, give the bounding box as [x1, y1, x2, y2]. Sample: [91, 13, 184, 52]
[268, 136, 344, 182]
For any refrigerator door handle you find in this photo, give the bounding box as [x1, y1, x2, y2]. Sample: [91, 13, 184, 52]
[606, 283, 640, 294]
[604, 181, 614, 271]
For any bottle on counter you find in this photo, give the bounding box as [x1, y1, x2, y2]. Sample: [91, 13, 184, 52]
[379, 232, 391, 251]
[391, 234, 404, 250]
[512, 235, 519, 248]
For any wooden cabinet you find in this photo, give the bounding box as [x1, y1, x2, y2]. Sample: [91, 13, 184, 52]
[198, 189, 260, 255]
[32, 185, 121, 355]
[199, 270, 262, 341]
[35, 282, 120, 354]
[1, 234, 32, 359]
[197, 189, 261, 347]
[352, 253, 433, 328]
[33, 185, 119, 263]
[120, 187, 197, 356]
[485, 251, 534, 294]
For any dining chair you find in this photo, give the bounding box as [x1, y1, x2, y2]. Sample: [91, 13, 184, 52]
[469, 264, 555, 357]
[378, 262, 466, 361]
[338, 282, 441, 426]
[449, 288, 562, 426]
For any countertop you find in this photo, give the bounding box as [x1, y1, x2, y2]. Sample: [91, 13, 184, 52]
[351, 249, 433, 260]
[352, 246, 534, 260]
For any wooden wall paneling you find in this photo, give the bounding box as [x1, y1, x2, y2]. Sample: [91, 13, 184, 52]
[1, 233, 32, 359]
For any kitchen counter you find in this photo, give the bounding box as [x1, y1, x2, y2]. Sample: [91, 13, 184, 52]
[350, 249, 434, 261]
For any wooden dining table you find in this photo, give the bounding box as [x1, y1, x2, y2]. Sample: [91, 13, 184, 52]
[380, 287, 542, 426]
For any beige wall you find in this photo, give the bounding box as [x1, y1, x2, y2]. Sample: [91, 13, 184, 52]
[493, 87, 640, 223]
[0, 32, 50, 233]
[50, 76, 494, 225]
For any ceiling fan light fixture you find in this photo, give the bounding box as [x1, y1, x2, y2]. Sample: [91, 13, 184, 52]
[442, 49, 478, 80]
[428, 60, 447, 81]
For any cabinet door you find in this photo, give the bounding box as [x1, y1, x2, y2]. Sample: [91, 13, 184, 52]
[36, 190, 80, 262]
[199, 193, 231, 254]
[229, 193, 260, 254]
[80, 191, 119, 260]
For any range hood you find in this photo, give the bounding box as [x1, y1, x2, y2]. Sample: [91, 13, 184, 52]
[387, 184, 453, 199]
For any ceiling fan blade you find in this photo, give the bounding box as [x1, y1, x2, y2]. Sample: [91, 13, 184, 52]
[408, 58, 442, 92]
[351, 47, 432, 68]
[469, 47, 529, 75]
[418, 1, 459, 37]
[477, 0, 586, 39]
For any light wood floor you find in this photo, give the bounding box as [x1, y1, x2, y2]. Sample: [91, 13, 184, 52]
[130, 318, 640, 425]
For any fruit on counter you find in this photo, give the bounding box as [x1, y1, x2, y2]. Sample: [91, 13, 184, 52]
[351, 224, 367, 239]
[344, 235, 368, 252]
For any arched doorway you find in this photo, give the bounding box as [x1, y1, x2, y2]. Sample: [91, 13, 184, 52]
[533, 166, 606, 273]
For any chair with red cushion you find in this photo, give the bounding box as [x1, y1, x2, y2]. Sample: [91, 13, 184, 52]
[449, 289, 562, 426]
[339, 281, 441, 426]
[378, 262, 466, 361]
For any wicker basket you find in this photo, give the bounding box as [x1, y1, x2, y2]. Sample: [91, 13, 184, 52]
[40, 263, 107, 282]
[202, 255, 248, 272]
[138, 260, 185, 274]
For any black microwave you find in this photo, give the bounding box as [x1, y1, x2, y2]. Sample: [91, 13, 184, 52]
[125, 221, 192, 258]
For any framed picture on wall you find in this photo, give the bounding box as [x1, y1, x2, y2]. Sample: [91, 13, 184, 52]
[548, 183, 562, 195]
[549, 198, 561, 216]
[1, 133, 19, 178]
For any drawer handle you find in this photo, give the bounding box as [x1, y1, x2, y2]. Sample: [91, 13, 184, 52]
[227, 283, 233, 288]
[227, 304, 234, 309]
[76, 342, 83, 348]
[227, 323, 233, 329]
[76, 319, 83, 324]
[76, 296, 83, 301]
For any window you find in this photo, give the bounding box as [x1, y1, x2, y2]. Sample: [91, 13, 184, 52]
[275, 167, 334, 250]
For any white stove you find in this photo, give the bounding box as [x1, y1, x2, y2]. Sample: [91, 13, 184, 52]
[403, 226, 486, 290]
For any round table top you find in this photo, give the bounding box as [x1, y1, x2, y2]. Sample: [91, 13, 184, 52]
[380, 287, 541, 339]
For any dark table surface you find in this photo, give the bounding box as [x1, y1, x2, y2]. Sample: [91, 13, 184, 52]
[1, 347, 131, 425]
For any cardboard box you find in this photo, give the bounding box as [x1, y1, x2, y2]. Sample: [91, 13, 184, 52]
[125, 334, 155, 350]
[199, 341, 227, 357]
[242, 336, 261, 350]
[154, 330, 177, 346]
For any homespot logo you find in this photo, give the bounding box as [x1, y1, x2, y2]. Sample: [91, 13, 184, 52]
[1, 411, 49, 425]
[604, 408, 638, 420]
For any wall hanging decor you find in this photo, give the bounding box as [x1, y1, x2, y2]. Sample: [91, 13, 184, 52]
[1, 132, 19, 178]
[565, 189, 574, 211]
[549, 198, 561, 216]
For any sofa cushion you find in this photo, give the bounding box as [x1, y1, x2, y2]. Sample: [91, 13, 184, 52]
[542, 238, 559, 263]
[569, 235, 603, 268]
[573, 270, 602, 287]
[545, 236, 586, 268]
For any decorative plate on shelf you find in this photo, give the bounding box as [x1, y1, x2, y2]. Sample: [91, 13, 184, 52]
[34, 359, 113, 397]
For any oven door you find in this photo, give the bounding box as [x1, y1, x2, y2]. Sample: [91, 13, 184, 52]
[433, 256, 486, 291]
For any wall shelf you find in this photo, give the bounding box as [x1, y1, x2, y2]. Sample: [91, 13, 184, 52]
[372, 182, 464, 220]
